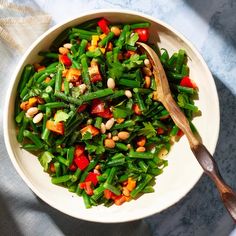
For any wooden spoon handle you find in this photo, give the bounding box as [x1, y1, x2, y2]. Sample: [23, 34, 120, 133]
[192, 143, 236, 222]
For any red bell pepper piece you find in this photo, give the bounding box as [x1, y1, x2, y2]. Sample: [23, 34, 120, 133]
[49, 163, 56, 173]
[134, 28, 149, 42]
[104, 189, 113, 200]
[80, 181, 94, 195]
[177, 129, 184, 137]
[157, 127, 165, 135]
[77, 104, 88, 113]
[98, 18, 110, 34]
[74, 154, 89, 170]
[59, 54, 72, 67]
[96, 108, 113, 119]
[80, 125, 99, 136]
[69, 163, 77, 171]
[180, 76, 197, 89]
[91, 99, 105, 114]
[74, 145, 85, 159]
[85, 172, 99, 186]
[132, 104, 142, 115]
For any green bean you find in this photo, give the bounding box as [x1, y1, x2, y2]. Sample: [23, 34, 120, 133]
[138, 161, 148, 172]
[23, 130, 44, 149]
[39, 51, 59, 59]
[133, 88, 152, 94]
[82, 88, 114, 101]
[142, 186, 155, 193]
[148, 168, 163, 176]
[19, 65, 34, 93]
[116, 25, 130, 49]
[106, 157, 125, 167]
[55, 67, 63, 92]
[181, 64, 189, 76]
[51, 175, 72, 184]
[82, 191, 91, 208]
[15, 111, 25, 124]
[98, 32, 115, 47]
[135, 92, 146, 111]
[118, 174, 129, 182]
[22, 144, 38, 151]
[71, 168, 82, 182]
[131, 174, 152, 198]
[38, 102, 67, 110]
[160, 49, 169, 64]
[54, 162, 61, 177]
[103, 182, 121, 195]
[104, 90, 125, 100]
[68, 184, 77, 193]
[176, 49, 186, 73]
[118, 79, 140, 88]
[166, 71, 183, 80]
[71, 28, 96, 36]
[113, 47, 120, 63]
[130, 22, 150, 29]
[106, 167, 117, 184]
[129, 151, 154, 159]
[97, 169, 110, 182]
[80, 55, 91, 90]
[112, 120, 135, 130]
[56, 156, 69, 166]
[167, 52, 178, 69]
[78, 39, 88, 57]
[17, 116, 30, 142]
[67, 146, 75, 166]
[91, 185, 105, 202]
[64, 80, 70, 95]
[115, 143, 128, 151]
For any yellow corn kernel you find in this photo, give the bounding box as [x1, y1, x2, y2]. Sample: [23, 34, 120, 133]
[91, 35, 99, 46]
[99, 33, 107, 40]
[88, 45, 96, 52]
[100, 48, 106, 54]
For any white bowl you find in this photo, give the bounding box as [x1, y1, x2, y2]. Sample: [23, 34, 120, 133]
[3, 9, 220, 223]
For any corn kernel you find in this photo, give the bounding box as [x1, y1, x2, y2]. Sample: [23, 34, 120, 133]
[91, 35, 100, 46]
[88, 45, 96, 52]
[100, 33, 107, 40]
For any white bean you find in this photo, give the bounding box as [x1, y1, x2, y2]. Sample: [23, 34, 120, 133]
[100, 123, 106, 134]
[105, 118, 115, 130]
[33, 112, 43, 124]
[144, 58, 151, 68]
[107, 78, 115, 89]
[63, 43, 72, 49]
[26, 107, 38, 117]
[125, 90, 132, 98]
[79, 84, 87, 94]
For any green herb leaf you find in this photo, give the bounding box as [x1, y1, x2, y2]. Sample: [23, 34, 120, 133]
[81, 131, 93, 140]
[122, 54, 143, 70]
[138, 122, 156, 138]
[112, 106, 133, 119]
[38, 151, 54, 171]
[54, 110, 69, 123]
[127, 32, 139, 46]
[108, 62, 124, 79]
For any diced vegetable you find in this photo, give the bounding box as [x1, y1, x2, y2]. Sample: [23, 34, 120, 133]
[15, 18, 200, 209]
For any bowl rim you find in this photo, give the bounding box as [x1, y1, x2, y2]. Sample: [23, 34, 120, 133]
[3, 8, 220, 222]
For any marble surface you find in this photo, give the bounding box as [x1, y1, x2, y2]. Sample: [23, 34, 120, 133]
[0, 0, 236, 235]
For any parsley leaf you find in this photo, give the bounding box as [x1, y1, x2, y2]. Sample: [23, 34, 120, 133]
[85, 134, 106, 155]
[81, 131, 93, 140]
[108, 62, 124, 79]
[38, 151, 54, 171]
[112, 106, 133, 119]
[54, 110, 69, 123]
[126, 32, 139, 46]
[138, 122, 156, 138]
[122, 54, 143, 70]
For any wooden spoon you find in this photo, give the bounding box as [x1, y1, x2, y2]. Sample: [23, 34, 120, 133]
[137, 42, 236, 222]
